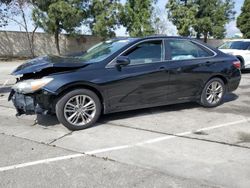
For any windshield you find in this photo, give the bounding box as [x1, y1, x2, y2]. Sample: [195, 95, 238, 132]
[79, 39, 131, 63]
[219, 41, 250, 50]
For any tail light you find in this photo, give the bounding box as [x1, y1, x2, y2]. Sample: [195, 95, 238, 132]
[232, 61, 241, 69]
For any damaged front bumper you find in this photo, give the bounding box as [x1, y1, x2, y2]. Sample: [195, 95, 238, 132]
[9, 90, 55, 116]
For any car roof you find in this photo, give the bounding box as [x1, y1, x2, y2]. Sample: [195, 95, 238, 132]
[115, 36, 199, 43]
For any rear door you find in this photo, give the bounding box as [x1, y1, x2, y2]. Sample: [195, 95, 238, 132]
[165, 39, 216, 101]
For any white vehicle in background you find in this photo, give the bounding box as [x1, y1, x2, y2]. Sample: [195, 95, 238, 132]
[218, 39, 250, 70]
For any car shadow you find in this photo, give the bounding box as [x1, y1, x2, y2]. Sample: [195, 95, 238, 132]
[222, 93, 239, 103]
[36, 93, 239, 128]
[36, 102, 201, 128]
[36, 114, 60, 127]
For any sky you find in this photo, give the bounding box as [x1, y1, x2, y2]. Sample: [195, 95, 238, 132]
[0, 0, 245, 37]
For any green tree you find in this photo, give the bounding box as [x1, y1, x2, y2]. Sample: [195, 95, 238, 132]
[88, 0, 121, 39]
[237, 0, 250, 38]
[32, 0, 87, 55]
[167, 0, 235, 42]
[120, 0, 156, 37]
[166, 0, 197, 36]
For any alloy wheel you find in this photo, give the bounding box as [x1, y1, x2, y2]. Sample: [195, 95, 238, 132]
[206, 81, 223, 105]
[63, 95, 96, 126]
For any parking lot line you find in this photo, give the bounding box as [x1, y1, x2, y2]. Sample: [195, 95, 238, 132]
[0, 153, 85, 172]
[0, 118, 249, 172]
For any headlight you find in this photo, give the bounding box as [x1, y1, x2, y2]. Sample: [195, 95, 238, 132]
[12, 77, 53, 94]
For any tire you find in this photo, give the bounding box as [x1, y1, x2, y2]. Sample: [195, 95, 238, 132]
[200, 78, 225, 107]
[56, 89, 101, 131]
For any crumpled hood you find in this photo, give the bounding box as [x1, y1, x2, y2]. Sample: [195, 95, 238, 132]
[12, 55, 88, 75]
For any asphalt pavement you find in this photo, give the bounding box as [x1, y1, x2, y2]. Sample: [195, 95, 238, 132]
[0, 60, 250, 188]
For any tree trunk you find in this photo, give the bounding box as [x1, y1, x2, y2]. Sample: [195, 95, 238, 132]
[196, 32, 201, 39]
[203, 32, 208, 43]
[31, 26, 38, 57]
[54, 19, 60, 55]
[54, 30, 60, 55]
[20, 8, 35, 58]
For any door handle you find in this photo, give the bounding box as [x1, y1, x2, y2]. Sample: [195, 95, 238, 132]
[159, 66, 169, 73]
[159, 66, 166, 71]
[176, 67, 182, 72]
[205, 61, 213, 65]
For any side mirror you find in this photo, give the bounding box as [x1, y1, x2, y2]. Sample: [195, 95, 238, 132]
[116, 56, 130, 67]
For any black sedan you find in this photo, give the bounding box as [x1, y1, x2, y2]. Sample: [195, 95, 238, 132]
[9, 36, 241, 130]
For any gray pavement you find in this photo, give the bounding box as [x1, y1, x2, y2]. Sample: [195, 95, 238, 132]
[0, 60, 250, 188]
[0, 60, 23, 85]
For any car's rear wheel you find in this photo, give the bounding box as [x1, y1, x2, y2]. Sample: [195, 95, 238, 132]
[200, 78, 225, 107]
[56, 89, 101, 130]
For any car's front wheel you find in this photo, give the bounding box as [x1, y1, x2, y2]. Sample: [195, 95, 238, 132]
[200, 78, 225, 107]
[56, 89, 101, 130]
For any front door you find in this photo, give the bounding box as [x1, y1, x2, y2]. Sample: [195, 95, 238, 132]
[104, 39, 170, 112]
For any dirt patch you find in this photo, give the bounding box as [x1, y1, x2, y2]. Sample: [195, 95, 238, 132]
[193, 130, 209, 135]
[238, 132, 250, 143]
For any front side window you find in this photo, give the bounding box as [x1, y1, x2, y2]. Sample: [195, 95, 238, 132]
[123, 40, 163, 65]
[168, 40, 213, 60]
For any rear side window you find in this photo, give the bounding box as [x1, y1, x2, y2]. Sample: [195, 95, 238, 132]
[168, 40, 214, 60]
[123, 40, 163, 65]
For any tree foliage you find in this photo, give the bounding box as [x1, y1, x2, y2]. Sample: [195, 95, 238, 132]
[167, 0, 235, 42]
[237, 0, 250, 38]
[166, 1, 197, 36]
[32, 0, 87, 54]
[88, 0, 121, 39]
[120, 0, 156, 37]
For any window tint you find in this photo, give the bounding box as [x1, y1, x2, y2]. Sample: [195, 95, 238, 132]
[123, 40, 163, 65]
[168, 40, 213, 60]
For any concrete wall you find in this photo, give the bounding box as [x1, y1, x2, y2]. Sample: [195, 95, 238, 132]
[0, 31, 102, 58]
[0, 31, 230, 58]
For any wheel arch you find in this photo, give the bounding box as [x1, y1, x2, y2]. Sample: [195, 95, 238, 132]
[208, 75, 228, 85]
[54, 82, 105, 113]
[200, 75, 228, 96]
[235, 55, 245, 67]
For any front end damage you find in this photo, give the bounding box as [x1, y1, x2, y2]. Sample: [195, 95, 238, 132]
[9, 74, 56, 116]
[8, 55, 88, 116]
[9, 89, 55, 116]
